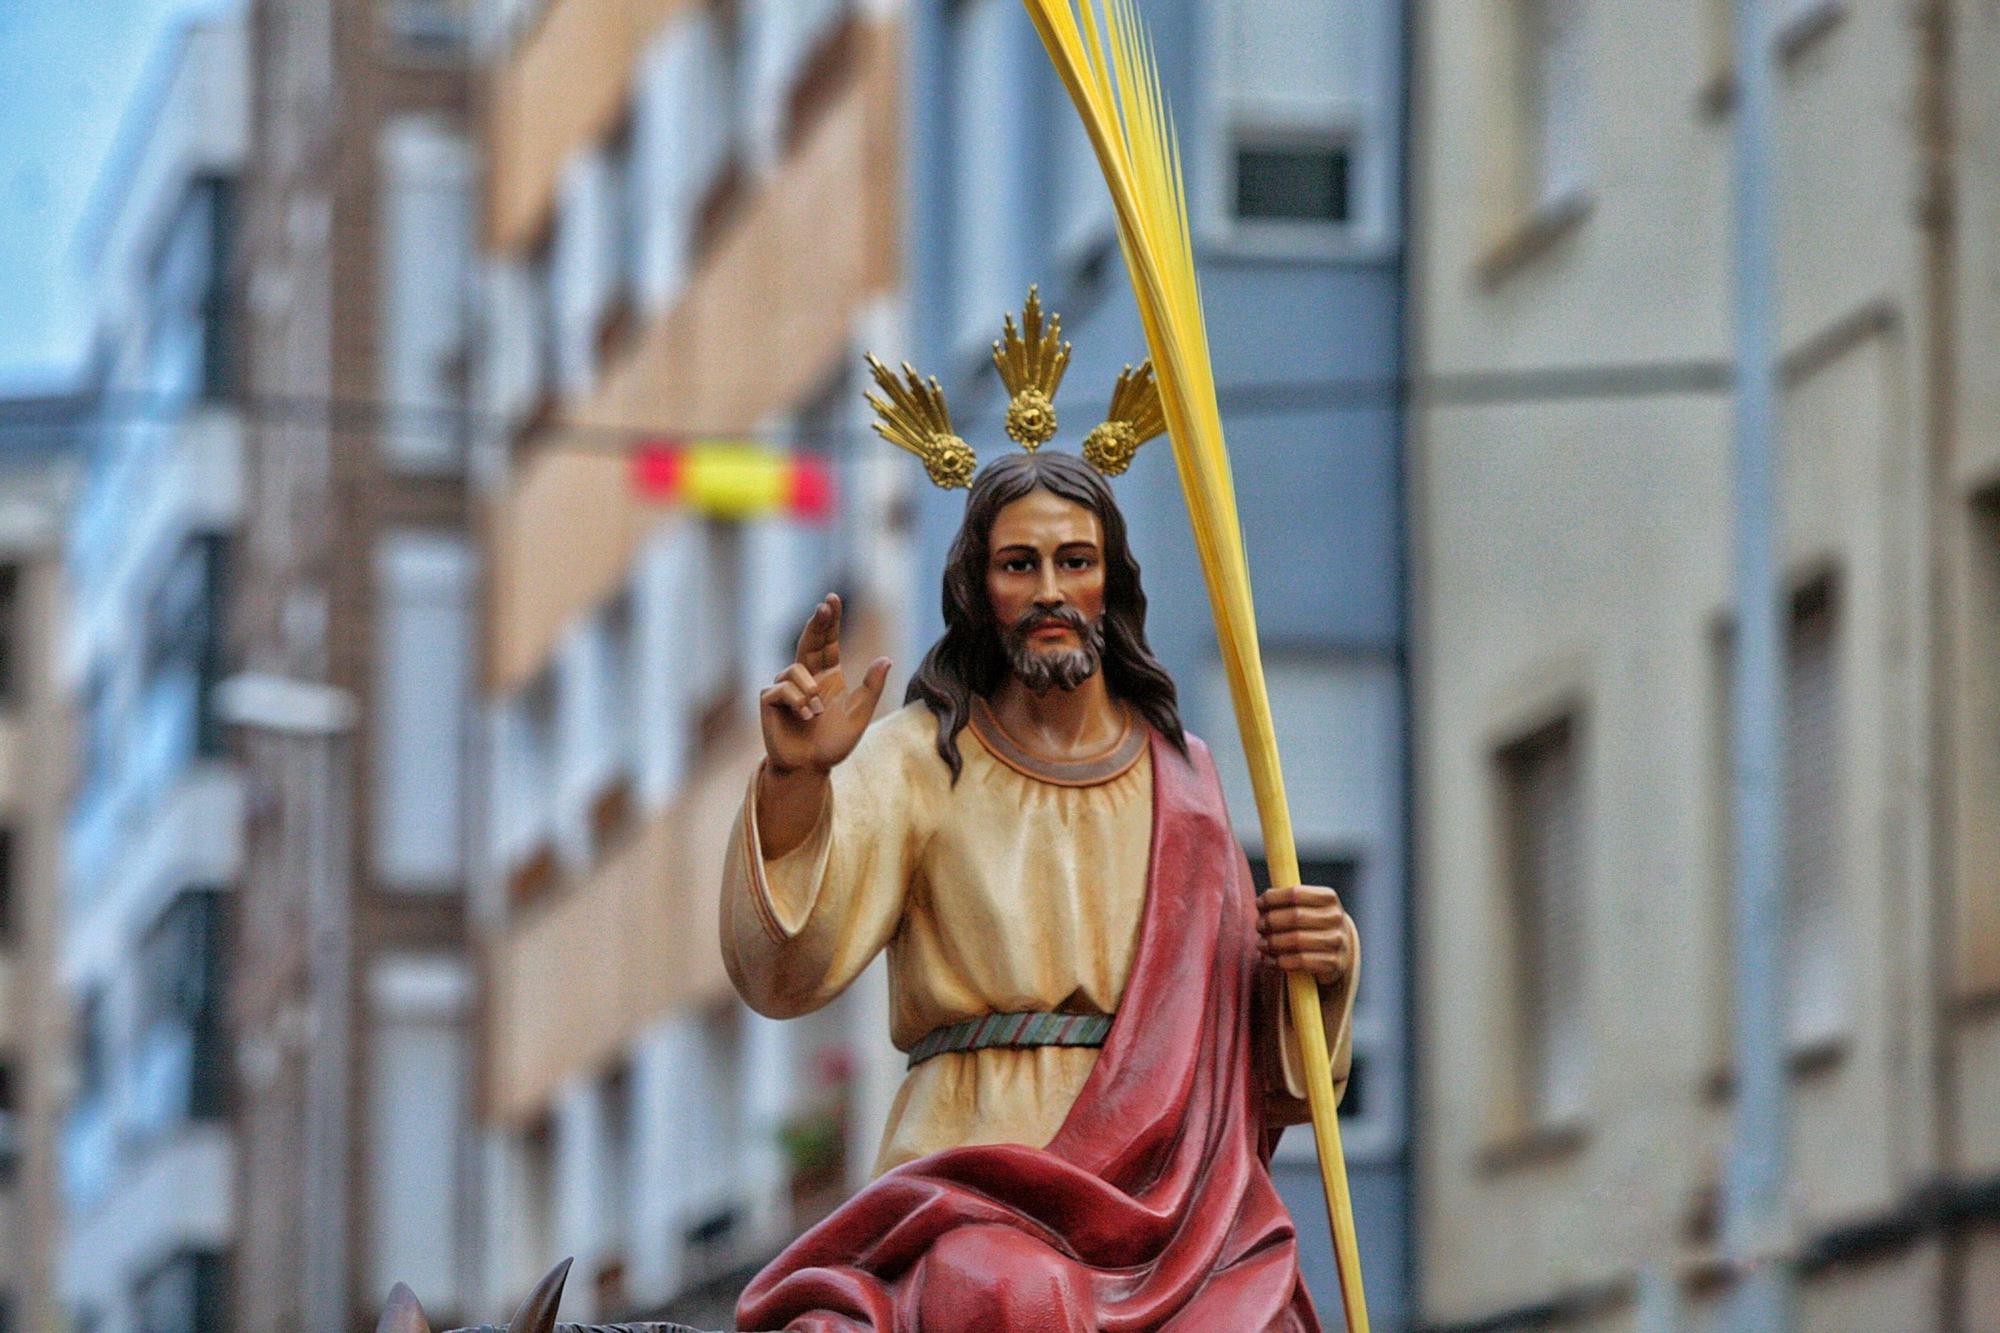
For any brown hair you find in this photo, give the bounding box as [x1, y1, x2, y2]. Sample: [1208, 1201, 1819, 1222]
[905, 451, 1186, 780]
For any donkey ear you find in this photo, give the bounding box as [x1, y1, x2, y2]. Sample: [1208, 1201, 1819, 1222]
[508, 1258, 573, 1333]
[375, 1284, 433, 1333]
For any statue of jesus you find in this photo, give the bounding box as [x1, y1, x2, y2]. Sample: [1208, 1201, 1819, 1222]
[719, 296, 1358, 1331]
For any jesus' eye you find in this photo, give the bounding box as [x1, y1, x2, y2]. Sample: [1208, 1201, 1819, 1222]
[1060, 554, 1096, 571]
[1000, 555, 1036, 574]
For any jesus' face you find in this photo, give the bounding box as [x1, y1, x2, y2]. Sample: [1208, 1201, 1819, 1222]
[985, 486, 1108, 693]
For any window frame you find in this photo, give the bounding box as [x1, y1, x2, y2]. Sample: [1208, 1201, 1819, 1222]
[1200, 0, 1401, 262]
[1704, 569, 1853, 1083]
[1495, 708, 1591, 1137]
[1477, 0, 1595, 283]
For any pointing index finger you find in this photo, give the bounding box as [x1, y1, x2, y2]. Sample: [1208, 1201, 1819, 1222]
[796, 593, 844, 671]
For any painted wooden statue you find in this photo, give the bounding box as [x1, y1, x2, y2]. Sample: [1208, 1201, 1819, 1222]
[381, 2, 1373, 1323]
[717, 289, 1359, 1331]
[375, 295, 1359, 1333]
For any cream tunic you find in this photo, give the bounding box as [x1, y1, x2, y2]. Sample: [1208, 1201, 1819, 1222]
[720, 701, 1354, 1176]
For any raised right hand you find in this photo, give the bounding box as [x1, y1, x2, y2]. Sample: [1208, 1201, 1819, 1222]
[760, 592, 892, 775]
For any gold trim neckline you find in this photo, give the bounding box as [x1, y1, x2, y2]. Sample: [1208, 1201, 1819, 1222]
[969, 696, 1147, 788]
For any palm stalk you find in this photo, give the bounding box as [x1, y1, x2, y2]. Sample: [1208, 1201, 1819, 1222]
[1017, 2, 1370, 1328]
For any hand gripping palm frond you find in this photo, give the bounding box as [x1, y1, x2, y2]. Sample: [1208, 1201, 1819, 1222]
[1017, 2, 1370, 1328]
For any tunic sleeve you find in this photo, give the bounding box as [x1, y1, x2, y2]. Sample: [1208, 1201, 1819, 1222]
[1260, 916, 1361, 1128]
[720, 709, 934, 1019]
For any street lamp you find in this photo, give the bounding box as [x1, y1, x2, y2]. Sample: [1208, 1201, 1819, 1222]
[218, 671, 358, 1333]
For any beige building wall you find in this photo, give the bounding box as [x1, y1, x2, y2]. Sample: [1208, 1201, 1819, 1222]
[1410, 2, 2000, 1328]
[469, 2, 909, 1319]
[0, 466, 76, 1333]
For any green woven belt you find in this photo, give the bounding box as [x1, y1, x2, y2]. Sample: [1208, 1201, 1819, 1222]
[905, 1010, 1115, 1069]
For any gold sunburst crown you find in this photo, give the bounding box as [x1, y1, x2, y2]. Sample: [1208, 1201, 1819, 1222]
[993, 285, 1071, 449]
[863, 289, 1168, 489]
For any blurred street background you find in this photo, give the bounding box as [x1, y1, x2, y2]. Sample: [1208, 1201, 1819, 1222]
[0, 0, 1995, 1329]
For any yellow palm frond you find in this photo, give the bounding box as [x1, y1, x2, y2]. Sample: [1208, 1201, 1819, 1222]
[1019, 2, 1369, 1327]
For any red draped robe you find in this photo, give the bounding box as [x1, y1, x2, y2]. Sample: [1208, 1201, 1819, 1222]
[735, 729, 1321, 1332]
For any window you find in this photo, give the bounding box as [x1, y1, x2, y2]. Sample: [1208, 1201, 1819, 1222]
[0, 826, 14, 946]
[1247, 854, 1365, 1119]
[145, 178, 238, 406]
[552, 152, 620, 396]
[0, 564, 20, 708]
[1710, 576, 1849, 1056]
[379, 116, 473, 471]
[471, 0, 543, 54]
[498, 670, 559, 907]
[142, 536, 228, 761]
[691, 521, 746, 725]
[519, 1115, 558, 1285]
[1506, 0, 1590, 222]
[63, 988, 118, 1208]
[75, 988, 111, 1108]
[1782, 580, 1845, 1048]
[1214, 0, 1390, 251]
[130, 890, 229, 1136]
[1235, 142, 1352, 225]
[556, 593, 637, 865]
[1497, 712, 1589, 1129]
[1958, 497, 2000, 998]
[372, 533, 473, 890]
[691, 0, 751, 261]
[365, 956, 469, 1309]
[631, 528, 698, 806]
[781, 0, 861, 154]
[602, 119, 643, 344]
[385, 0, 472, 58]
[0, 1059, 18, 1188]
[132, 1252, 228, 1333]
[523, 234, 561, 429]
[595, 1062, 637, 1308]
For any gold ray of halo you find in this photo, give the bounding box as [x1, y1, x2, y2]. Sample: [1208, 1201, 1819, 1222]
[1017, 2, 1370, 1327]
[863, 354, 977, 490]
[992, 286, 1074, 448]
[1081, 362, 1167, 477]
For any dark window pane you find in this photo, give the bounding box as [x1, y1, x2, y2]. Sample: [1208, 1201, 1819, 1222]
[0, 564, 19, 706]
[1246, 854, 1360, 916]
[1339, 1053, 1366, 1121]
[134, 1252, 228, 1333]
[133, 890, 230, 1131]
[199, 178, 239, 402]
[1235, 144, 1352, 224]
[0, 1059, 17, 1186]
[0, 826, 14, 943]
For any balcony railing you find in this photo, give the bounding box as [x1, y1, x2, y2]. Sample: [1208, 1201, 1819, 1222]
[486, 0, 690, 253]
[486, 18, 898, 695]
[487, 722, 758, 1123]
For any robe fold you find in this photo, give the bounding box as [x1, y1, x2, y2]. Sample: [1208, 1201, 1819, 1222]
[730, 720, 1332, 1332]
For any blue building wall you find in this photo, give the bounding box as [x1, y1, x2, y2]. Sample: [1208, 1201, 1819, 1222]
[902, 1, 1411, 1326]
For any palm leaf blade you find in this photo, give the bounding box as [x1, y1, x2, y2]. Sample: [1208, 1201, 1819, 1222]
[1018, 3, 1370, 1328]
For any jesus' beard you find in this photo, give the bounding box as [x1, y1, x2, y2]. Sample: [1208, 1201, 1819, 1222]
[1002, 606, 1107, 694]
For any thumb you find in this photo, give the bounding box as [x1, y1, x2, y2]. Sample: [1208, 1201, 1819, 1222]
[849, 657, 892, 717]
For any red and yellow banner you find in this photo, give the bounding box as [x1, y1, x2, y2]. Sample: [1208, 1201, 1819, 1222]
[632, 440, 836, 522]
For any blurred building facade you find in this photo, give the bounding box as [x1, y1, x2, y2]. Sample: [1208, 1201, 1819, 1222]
[0, 406, 79, 1333]
[56, 17, 246, 1333]
[233, 0, 481, 1328]
[902, 0, 1411, 1323]
[1408, 3, 2000, 1328]
[463, 0, 909, 1321]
